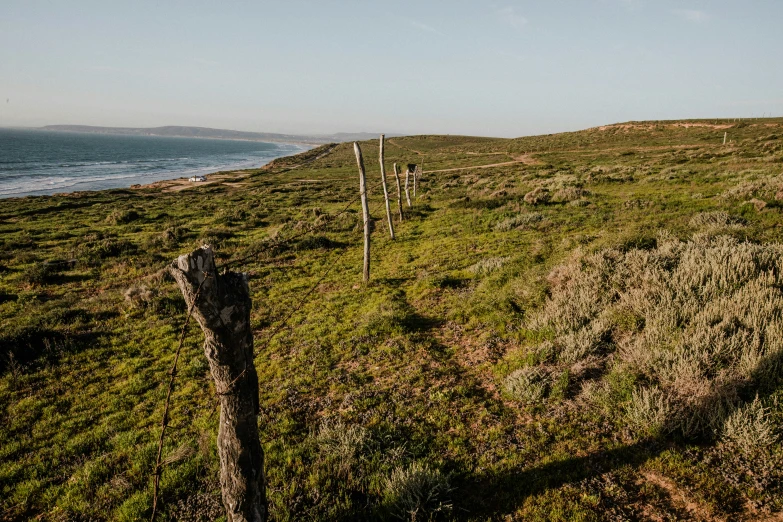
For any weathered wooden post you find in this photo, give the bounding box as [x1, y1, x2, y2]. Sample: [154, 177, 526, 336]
[404, 166, 412, 207]
[379, 135, 395, 239]
[723, 132, 728, 145]
[354, 142, 371, 282]
[414, 164, 421, 198]
[169, 246, 266, 522]
[394, 162, 404, 222]
[420, 161, 424, 196]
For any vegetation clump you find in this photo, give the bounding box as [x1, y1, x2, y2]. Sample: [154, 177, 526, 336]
[689, 210, 746, 230]
[526, 234, 783, 438]
[468, 256, 510, 275]
[523, 187, 550, 205]
[504, 366, 550, 404]
[317, 420, 368, 476]
[383, 462, 453, 521]
[721, 396, 778, 455]
[106, 208, 141, 225]
[494, 213, 543, 231]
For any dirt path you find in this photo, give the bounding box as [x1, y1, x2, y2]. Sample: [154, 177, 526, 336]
[134, 171, 253, 193]
[423, 153, 541, 174]
[386, 138, 423, 155]
[289, 143, 337, 169]
[640, 471, 724, 521]
[597, 122, 735, 131]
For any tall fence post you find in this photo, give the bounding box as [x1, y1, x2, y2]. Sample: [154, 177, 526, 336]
[379, 135, 395, 239]
[354, 142, 371, 282]
[413, 164, 419, 198]
[169, 246, 266, 522]
[404, 166, 412, 207]
[420, 161, 424, 197]
[394, 163, 404, 222]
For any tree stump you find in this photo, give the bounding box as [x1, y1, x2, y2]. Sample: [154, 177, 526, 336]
[169, 246, 266, 522]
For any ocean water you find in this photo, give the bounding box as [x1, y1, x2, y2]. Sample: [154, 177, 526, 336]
[0, 128, 302, 199]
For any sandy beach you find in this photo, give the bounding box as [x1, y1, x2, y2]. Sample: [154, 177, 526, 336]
[130, 169, 252, 193]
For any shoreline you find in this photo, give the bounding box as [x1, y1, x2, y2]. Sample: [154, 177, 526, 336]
[0, 134, 311, 200]
[128, 167, 256, 193]
[2, 161, 280, 200]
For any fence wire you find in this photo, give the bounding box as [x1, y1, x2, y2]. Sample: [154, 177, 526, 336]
[148, 171, 408, 517]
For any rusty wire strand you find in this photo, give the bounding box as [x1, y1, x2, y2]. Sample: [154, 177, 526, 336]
[149, 171, 391, 516]
[150, 272, 207, 521]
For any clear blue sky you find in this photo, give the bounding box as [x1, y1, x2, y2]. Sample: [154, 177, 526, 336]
[0, 0, 781, 137]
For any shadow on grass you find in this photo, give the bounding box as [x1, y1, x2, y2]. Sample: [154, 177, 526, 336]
[402, 311, 444, 335]
[0, 329, 106, 375]
[450, 346, 783, 519]
[371, 276, 411, 287]
[450, 438, 667, 519]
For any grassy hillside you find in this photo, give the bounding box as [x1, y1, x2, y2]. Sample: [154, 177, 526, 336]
[2, 119, 783, 521]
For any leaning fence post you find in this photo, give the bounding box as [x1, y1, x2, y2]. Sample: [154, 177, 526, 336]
[354, 142, 371, 282]
[169, 246, 266, 522]
[379, 135, 395, 239]
[394, 163, 404, 222]
[404, 167, 412, 207]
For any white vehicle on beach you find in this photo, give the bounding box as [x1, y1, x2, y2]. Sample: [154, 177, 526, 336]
[188, 175, 207, 182]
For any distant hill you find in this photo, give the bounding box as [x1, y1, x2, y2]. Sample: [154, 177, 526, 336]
[40, 125, 403, 145]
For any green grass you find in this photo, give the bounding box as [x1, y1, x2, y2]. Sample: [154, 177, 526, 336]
[1, 119, 783, 520]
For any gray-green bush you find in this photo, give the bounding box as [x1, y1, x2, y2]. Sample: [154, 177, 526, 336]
[383, 462, 453, 521]
[525, 234, 783, 438]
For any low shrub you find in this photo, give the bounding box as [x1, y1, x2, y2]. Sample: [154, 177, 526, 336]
[124, 285, 153, 309]
[21, 263, 57, 286]
[523, 187, 551, 205]
[689, 211, 746, 229]
[494, 213, 543, 232]
[468, 256, 510, 275]
[106, 209, 140, 225]
[317, 420, 368, 476]
[383, 462, 453, 521]
[551, 186, 588, 203]
[625, 386, 672, 437]
[504, 367, 550, 404]
[722, 397, 778, 455]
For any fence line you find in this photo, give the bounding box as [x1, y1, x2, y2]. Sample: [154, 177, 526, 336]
[149, 164, 418, 516]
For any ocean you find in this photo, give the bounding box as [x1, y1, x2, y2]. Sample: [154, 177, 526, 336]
[0, 128, 302, 199]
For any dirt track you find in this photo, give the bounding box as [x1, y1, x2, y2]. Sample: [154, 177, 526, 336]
[423, 154, 541, 173]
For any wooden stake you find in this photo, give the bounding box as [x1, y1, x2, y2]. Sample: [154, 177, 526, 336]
[394, 162, 404, 222]
[723, 132, 727, 145]
[413, 165, 418, 198]
[379, 135, 395, 239]
[354, 142, 371, 282]
[404, 167, 412, 207]
[170, 246, 266, 522]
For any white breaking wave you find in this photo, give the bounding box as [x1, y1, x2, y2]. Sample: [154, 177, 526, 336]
[0, 134, 305, 198]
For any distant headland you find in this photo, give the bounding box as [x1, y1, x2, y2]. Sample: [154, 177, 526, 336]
[39, 124, 403, 145]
